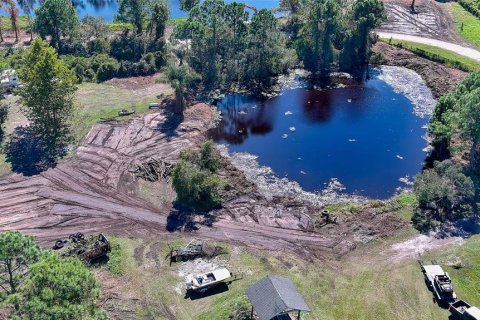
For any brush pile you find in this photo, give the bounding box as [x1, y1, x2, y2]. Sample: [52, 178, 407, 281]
[130, 158, 174, 181]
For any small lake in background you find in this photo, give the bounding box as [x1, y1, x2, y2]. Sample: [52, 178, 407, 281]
[210, 72, 431, 199]
[14, 0, 280, 21]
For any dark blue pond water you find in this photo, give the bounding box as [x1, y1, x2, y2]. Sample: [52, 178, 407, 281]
[15, 0, 279, 21]
[211, 78, 430, 199]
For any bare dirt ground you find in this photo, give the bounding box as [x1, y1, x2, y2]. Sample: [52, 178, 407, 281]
[372, 41, 467, 97]
[379, 0, 460, 43]
[0, 102, 406, 260]
[388, 234, 465, 262]
[0, 30, 32, 48]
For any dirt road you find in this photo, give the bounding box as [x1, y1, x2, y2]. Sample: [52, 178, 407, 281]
[377, 32, 480, 61]
[0, 103, 405, 258]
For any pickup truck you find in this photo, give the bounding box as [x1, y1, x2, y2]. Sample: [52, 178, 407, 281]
[419, 260, 457, 302]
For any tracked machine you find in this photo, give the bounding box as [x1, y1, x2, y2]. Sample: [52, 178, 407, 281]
[52, 232, 111, 263]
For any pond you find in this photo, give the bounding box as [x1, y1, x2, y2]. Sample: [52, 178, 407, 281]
[210, 68, 434, 199]
[15, 0, 280, 21]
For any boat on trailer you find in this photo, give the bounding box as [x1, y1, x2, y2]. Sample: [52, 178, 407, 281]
[185, 268, 232, 292]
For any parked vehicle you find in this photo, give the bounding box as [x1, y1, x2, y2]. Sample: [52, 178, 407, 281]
[118, 109, 135, 116]
[185, 268, 233, 292]
[52, 233, 111, 263]
[148, 102, 160, 109]
[1, 69, 20, 93]
[419, 260, 457, 302]
[450, 300, 480, 320]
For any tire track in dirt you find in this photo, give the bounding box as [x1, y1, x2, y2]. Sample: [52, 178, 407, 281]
[0, 104, 406, 258]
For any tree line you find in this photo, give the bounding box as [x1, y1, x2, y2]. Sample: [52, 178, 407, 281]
[171, 0, 384, 94]
[413, 71, 480, 231]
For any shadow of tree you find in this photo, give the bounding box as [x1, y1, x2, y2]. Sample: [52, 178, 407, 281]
[184, 282, 230, 300]
[4, 127, 65, 176]
[166, 204, 218, 232]
[158, 99, 184, 136]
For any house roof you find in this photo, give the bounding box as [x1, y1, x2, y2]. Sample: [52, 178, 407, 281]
[246, 275, 311, 320]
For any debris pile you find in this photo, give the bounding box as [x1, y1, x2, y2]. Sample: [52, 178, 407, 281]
[130, 158, 174, 182]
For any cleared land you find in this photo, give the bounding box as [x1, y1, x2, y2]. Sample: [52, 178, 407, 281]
[0, 74, 172, 177]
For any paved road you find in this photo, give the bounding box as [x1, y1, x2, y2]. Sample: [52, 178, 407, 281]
[377, 32, 480, 62]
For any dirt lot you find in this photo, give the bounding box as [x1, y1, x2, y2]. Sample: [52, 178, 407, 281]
[0, 100, 408, 260]
[379, 0, 461, 43]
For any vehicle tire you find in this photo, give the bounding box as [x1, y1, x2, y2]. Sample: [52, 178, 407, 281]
[69, 234, 78, 243]
[76, 249, 86, 255]
[54, 240, 63, 249]
[76, 232, 84, 240]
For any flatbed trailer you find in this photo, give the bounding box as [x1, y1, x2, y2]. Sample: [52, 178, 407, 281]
[419, 260, 457, 303]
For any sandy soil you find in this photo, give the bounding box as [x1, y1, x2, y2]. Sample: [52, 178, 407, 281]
[388, 234, 465, 262]
[379, 0, 460, 43]
[0, 29, 32, 48]
[0, 102, 406, 259]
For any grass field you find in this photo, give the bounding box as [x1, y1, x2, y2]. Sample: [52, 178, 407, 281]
[98, 193, 479, 320]
[382, 38, 480, 71]
[73, 81, 166, 141]
[101, 228, 480, 320]
[447, 3, 480, 49]
[0, 15, 31, 32]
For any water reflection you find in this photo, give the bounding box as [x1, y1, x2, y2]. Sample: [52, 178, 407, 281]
[212, 78, 430, 199]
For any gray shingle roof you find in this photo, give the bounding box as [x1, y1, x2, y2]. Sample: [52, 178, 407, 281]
[246, 275, 311, 320]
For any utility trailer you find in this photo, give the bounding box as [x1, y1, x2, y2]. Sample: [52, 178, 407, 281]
[419, 260, 457, 302]
[168, 240, 225, 264]
[450, 300, 480, 320]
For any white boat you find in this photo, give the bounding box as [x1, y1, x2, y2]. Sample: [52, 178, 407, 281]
[185, 268, 232, 292]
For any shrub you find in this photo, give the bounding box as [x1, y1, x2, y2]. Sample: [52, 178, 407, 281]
[180, 140, 222, 172]
[87, 38, 111, 56]
[172, 161, 224, 211]
[413, 160, 474, 230]
[96, 62, 119, 82]
[0, 104, 7, 142]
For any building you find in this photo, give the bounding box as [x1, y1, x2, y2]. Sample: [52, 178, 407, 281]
[246, 275, 311, 320]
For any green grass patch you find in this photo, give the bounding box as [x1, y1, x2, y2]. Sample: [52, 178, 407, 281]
[106, 22, 133, 32]
[168, 17, 187, 27]
[0, 15, 31, 32]
[447, 3, 480, 49]
[106, 237, 127, 276]
[382, 38, 480, 71]
[72, 82, 164, 142]
[395, 193, 417, 206]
